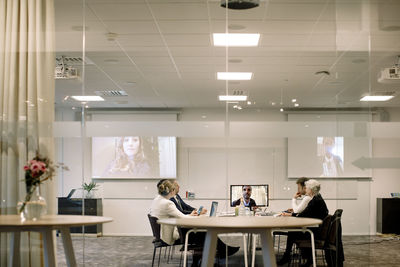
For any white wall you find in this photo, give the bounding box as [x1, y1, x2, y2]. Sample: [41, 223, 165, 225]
[55, 107, 400, 236]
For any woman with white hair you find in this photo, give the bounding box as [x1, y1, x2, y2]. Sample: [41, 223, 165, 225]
[278, 179, 328, 267]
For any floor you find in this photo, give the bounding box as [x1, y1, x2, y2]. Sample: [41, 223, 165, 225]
[56, 234, 400, 267]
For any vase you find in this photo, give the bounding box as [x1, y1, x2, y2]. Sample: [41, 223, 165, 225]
[85, 190, 94, 199]
[22, 186, 47, 220]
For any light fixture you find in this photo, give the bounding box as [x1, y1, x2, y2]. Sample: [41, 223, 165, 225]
[247, 101, 252, 105]
[71, 96, 105, 101]
[219, 95, 248, 101]
[291, 98, 297, 103]
[360, 95, 394, 101]
[294, 103, 299, 107]
[217, 72, 253, 80]
[213, 33, 260, 47]
[280, 108, 284, 112]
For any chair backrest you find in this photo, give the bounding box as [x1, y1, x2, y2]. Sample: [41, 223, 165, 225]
[147, 214, 161, 241]
[332, 209, 343, 219]
[319, 214, 333, 240]
[327, 216, 342, 247]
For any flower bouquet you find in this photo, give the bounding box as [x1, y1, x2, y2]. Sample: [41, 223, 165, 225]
[19, 152, 68, 220]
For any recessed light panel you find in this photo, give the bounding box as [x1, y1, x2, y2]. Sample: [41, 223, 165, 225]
[213, 33, 260, 47]
[219, 95, 248, 101]
[71, 96, 105, 101]
[360, 95, 394, 101]
[217, 72, 253, 80]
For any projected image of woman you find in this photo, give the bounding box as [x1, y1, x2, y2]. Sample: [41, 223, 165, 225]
[320, 137, 343, 177]
[103, 136, 157, 178]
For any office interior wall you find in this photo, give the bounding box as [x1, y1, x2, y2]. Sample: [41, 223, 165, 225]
[55, 107, 400, 236]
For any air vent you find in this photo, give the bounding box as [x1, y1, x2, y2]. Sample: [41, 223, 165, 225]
[55, 56, 94, 65]
[232, 90, 246, 96]
[95, 90, 128, 97]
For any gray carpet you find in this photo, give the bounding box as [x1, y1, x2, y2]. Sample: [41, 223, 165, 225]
[56, 234, 400, 267]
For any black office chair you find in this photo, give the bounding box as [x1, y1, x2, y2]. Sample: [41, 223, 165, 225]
[295, 209, 344, 267]
[148, 214, 182, 267]
[294, 214, 333, 266]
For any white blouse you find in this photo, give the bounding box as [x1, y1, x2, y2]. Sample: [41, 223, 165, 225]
[149, 194, 188, 245]
[291, 195, 312, 214]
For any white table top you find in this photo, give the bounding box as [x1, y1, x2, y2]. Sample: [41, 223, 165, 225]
[0, 215, 113, 227]
[158, 216, 321, 229]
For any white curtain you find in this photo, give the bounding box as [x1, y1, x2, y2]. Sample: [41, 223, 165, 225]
[0, 0, 55, 266]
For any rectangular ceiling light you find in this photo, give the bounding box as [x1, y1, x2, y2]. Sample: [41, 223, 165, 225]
[71, 95, 105, 101]
[213, 33, 260, 47]
[360, 95, 394, 101]
[217, 72, 253, 80]
[219, 95, 248, 101]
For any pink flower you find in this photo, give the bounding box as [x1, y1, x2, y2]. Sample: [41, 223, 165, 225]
[30, 162, 42, 173]
[23, 165, 29, 171]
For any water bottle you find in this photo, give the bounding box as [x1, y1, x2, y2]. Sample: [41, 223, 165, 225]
[239, 198, 245, 216]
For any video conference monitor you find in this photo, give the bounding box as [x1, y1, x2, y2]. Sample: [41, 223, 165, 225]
[230, 184, 269, 207]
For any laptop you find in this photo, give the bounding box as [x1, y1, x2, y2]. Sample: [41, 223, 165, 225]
[209, 201, 218, 217]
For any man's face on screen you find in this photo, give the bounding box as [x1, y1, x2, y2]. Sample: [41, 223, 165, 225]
[242, 186, 252, 200]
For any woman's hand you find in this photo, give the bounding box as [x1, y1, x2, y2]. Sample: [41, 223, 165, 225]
[281, 212, 292, 217]
[189, 210, 199, 216]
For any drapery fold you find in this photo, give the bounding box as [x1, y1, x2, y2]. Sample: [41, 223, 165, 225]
[0, 0, 55, 266]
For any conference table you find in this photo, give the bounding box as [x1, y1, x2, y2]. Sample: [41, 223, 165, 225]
[158, 216, 322, 267]
[0, 215, 113, 267]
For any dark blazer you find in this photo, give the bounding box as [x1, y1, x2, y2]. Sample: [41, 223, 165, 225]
[170, 194, 195, 215]
[294, 194, 328, 220]
[232, 198, 257, 210]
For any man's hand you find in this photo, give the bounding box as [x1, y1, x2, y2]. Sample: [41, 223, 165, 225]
[286, 208, 294, 213]
[294, 192, 302, 199]
[281, 212, 292, 217]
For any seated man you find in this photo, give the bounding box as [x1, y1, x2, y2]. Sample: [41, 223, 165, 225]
[232, 185, 257, 210]
[170, 180, 207, 215]
[285, 177, 311, 214]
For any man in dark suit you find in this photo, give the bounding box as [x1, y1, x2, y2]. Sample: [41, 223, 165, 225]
[232, 185, 257, 210]
[170, 180, 207, 215]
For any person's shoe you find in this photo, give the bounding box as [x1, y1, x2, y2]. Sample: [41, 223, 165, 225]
[227, 246, 240, 256]
[277, 253, 291, 265]
[300, 258, 312, 267]
[216, 246, 240, 258]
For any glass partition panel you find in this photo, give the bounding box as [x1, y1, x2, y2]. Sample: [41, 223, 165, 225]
[50, 0, 400, 266]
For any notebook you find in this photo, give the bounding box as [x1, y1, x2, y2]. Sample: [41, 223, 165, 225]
[209, 201, 218, 217]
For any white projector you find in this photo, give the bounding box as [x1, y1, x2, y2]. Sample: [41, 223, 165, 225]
[54, 66, 79, 80]
[378, 66, 400, 84]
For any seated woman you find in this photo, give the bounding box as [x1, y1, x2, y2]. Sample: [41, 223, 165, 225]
[278, 179, 329, 267]
[149, 179, 239, 267]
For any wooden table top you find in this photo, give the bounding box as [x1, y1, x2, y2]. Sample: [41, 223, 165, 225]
[0, 215, 113, 227]
[158, 216, 321, 229]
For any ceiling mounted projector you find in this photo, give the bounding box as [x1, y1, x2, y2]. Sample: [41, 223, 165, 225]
[378, 55, 400, 84]
[221, 0, 259, 10]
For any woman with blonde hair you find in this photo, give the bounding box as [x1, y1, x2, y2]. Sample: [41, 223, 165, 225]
[150, 179, 239, 267]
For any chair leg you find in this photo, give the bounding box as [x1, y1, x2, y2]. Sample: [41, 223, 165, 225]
[158, 247, 162, 267]
[179, 250, 183, 267]
[167, 246, 171, 263]
[152, 247, 157, 267]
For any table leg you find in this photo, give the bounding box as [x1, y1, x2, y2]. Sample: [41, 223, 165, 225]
[60, 227, 77, 267]
[42, 229, 56, 267]
[259, 229, 277, 267]
[9, 232, 20, 267]
[243, 234, 248, 267]
[201, 229, 218, 267]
